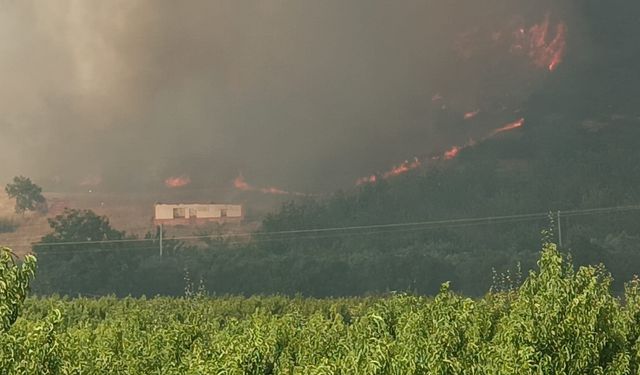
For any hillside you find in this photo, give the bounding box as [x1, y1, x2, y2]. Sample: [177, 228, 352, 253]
[24, 0, 640, 298]
[30, 110, 640, 297]
[30, 66, 640, 297]
[254, 11, 640, 295]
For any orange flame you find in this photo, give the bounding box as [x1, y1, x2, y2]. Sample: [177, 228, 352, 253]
[492, 117, 525, 135]
[357, 117, 525, 184]
[355, 175, 377, 186]
[234, 175, 304, 196]
[233, 175, 251, 191]
[547, 23, 567, 71]
[528, 15, 567, 71]
[512, 14, 567, 72]
[433, 117, 524, 164]
[443, 146, 462, 160]
[383, 158, 421, 179]
[356, 158, 421, 185]
[464, 110, 480, 120]
[164, 175, 191, 188]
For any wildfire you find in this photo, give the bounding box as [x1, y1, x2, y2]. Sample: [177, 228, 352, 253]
[529, 15, 567, 71]
[384, 158, 421, 178]
[233, 175, 251, 191]
[355, 175, 377, 186]
[464, 110, 480, 120]
[356, 158, 421, 185]
[358, 117, 526, 184]
[234, 175, 304, 196]
[432, 140, 476, 162]
[443, 146, 462, 160]
[512, 14, 567, 72]
[492, 117, 525, 135]
[164, 175, 191, 188]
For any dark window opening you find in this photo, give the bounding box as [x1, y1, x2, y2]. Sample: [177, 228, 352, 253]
[173, 208, 186, 219]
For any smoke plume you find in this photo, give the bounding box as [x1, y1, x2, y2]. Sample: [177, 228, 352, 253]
[0, 1, 588, 194]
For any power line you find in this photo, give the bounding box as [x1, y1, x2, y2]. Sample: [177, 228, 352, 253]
[562, 204, 640, 217]
[29, 211, 549, 248]
[28, 216, 547, 255]
[35, 245, 162, 256]
[228, 215, 550, 245]
[19, 203, 640, 250]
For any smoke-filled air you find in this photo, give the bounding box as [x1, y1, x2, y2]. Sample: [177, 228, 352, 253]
[3, 1, 640, 372]
[1, 0, 579, 194]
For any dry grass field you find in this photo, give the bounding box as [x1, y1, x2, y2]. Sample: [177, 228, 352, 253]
[0, 193, 50, 257]
[0, 190, 272, 257]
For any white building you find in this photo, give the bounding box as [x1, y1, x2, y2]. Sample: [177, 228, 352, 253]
[154, 203, 243, 225]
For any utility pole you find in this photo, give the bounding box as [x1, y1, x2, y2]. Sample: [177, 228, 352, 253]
[159, 223, 163, 257]
[557, 210, 562, 248]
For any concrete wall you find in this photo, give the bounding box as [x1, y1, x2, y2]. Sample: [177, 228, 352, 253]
[154, 203, 243, 222]
[155, 204, 175, 220]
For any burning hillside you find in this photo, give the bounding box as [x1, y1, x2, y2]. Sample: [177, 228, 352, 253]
[164, 176, 191, 188]
[353, 11, 565, 186]
[8, 0, 628, 198]
[519, 15, 567, 72]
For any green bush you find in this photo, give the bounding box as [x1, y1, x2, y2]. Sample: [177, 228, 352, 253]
[5, 242, 640, 373]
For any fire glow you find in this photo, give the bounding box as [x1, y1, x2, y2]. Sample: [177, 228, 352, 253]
[357, 117, 526, 185]
[355, 175, 377, 185]
[444, 146, 462, 160]
[512, 14, 567, 72]
[356, 158, 421, 185]
[492, 117, 525, 135]
[234, 175, 304, 196]
[464, 110, 480, 120]
[164, 175, 191, 188]
[383, 158, 421, 178]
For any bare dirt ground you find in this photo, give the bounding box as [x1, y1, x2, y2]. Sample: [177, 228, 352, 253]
[0, 193, 50, 257]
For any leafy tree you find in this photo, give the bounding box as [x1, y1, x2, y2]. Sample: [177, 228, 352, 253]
[0, 247, 36, 332]
[4, 176, 47, 214]
[40, 208, 125, 243]
[32, 209, 192, 296]
[33, 209, 128, 296]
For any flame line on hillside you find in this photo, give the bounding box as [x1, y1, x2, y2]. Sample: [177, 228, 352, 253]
[464, 110, 480, 120]
[490, 117, 525, 136]
[356, 158, 422, 185]
[165, 175, 191, 188]
[358, 117, 525, 185]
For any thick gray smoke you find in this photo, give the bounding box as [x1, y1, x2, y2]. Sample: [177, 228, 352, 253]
[0, 0, 580, 193]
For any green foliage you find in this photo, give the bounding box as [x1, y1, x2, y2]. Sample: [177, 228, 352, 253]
[4, 176, 47, 214]
[32, 210, 189, 297]
[247, 111, 640, 297]
[26, 94, 640, 298]
[489, 241, 629, 373]
[7, 242, 640, 373]
[41, 208, 125, 243]
[0, 247, 36, 332]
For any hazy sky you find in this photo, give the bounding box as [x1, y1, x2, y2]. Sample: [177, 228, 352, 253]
[0, 0, 580, 193]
